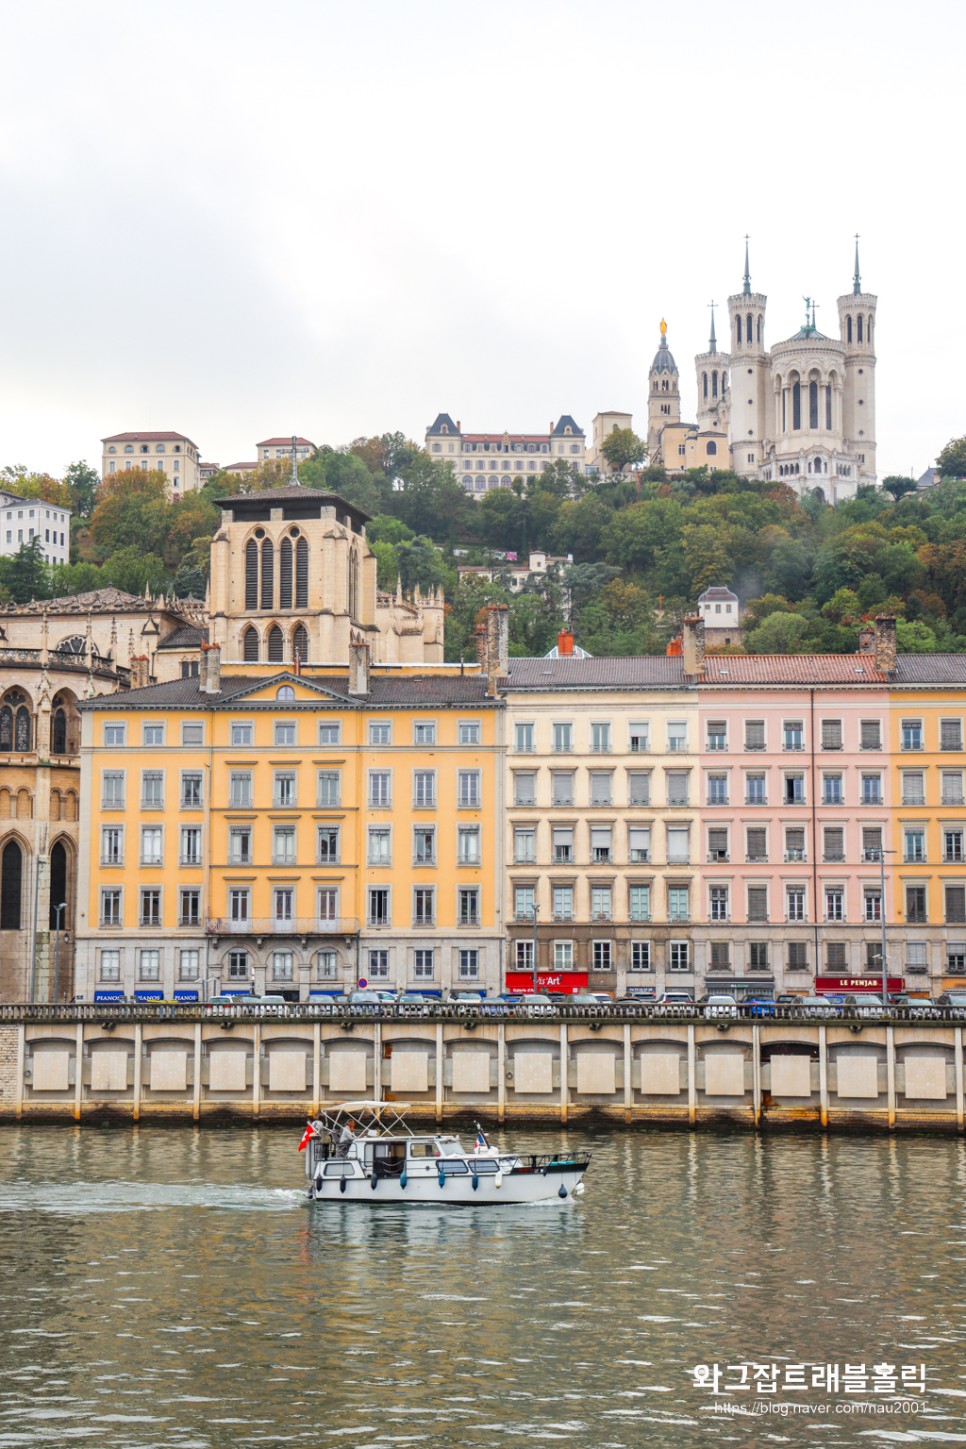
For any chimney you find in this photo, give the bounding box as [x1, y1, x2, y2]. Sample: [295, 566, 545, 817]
[874, 614, 897, 676]
[557, 628, 575, 656]
[857, 624, 875, 653]
[199, 642, 221, 694]
[131, 654, 150, 689]
[682, 615, 705, 678]
[348, 632, 370, 696]
[485, 603, 509, 696]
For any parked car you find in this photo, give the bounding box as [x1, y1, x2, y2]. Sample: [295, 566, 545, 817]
[396, 992, 434, 1011]
[348, 990, 386, 1010]
[776, 993, 804, 1006]
[935, 991, 966, 1011]
[840, 993, 889, 1018]
[513, 992, 554, 1015]
[563, 992, 610, 1009]
[656, 990, 695, 1006]
[591, 992, 614, 1005]
[702, 993, 738, 1018]
[741, 996, 777, 1017]
[890, 994, 940, 1017]
[447, 989, 486, 1004]
[793, 995, 842, 1016]
[624, 987, 657, 1002]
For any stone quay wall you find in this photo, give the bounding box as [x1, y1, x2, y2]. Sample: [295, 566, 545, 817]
[0, 1007, 964, 1131]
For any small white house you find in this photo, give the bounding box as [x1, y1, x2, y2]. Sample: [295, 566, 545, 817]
[697, 586, 741, 644]
[0, 489, 70, 565]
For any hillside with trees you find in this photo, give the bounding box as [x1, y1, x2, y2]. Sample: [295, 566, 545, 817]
[3, 435, 966, 659]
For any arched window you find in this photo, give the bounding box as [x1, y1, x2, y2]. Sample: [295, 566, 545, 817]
[825, 385, 832, 431]
[809, 380, 819, 429]
[0, 707, 12, 752]
[245, 540, 258, 610]
[260, 539, 274, 610]
[295, 537, 308, 609]
[52, 707, 67, 755]
[868, 316, 873, 343]
[857, 315, 863, 344]
[49, 840, 68, 930]
[702, 372, 708, 400]
[792, 381, 801, 430]
[348, 551, 359, 620]
[242, 626, 259, 662]
[15, 707, 31, 752]
[58, 636, 85, 656]
[707, 441, 717, 456]
[736, 315, 742, 345]
[722, 372, 727, 392]
[268, 625, 284, 662]
[746, 313, 753, 345]
[847, 316, 853, 344]
[293, 623, 309, 663]
[756, 316, 761, 343]
[276, 685, 295, 702]
[712, 370, 718, 399]
[280, 538, 293, 610]
[1, 839, 23, 930]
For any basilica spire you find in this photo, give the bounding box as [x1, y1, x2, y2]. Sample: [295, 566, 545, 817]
[708, 300, 717, 354]
[852, 233, 862, 295]
[742, 235, 751, 296]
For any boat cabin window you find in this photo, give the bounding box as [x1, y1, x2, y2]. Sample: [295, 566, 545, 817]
[364, 1140, 408, 1170]
[409, 1141, 437, 1158]
[434, 1137, 462, 1157]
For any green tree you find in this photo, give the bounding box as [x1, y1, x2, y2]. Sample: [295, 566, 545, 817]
[0, 538, 52, 603]
[937, 437, 966, 479]
[744, 611, 811, 653]
[100, 545, 168, 595]
[882, 475, 918, 500]
[64, 460, 100, 518]
[88, 469, 169, 561]
[601, 427, 647, 473]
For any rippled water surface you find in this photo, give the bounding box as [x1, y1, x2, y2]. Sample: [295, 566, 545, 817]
[2, 1126, 966, 1446]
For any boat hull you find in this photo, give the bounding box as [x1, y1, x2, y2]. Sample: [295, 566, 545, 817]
[307, 1161, 587, 1206]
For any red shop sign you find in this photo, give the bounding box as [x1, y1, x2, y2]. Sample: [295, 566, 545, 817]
[505, 971, 589, 994]
[814, 975, 904, 994]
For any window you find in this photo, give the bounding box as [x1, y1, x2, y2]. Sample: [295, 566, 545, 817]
[628, 825, 650, 863]
[628, 722, 649, 753]
[941, 719, 964, 751]
[783, 721, 804, 751]
[271, 950, 293, 982]
[747, 886, 769, 923]
[628, 885, 650, 922]
[458, 721, 480, 746]
[591, 722, 611, 754]
[668, 886, 689, 922]
[182, 723, 204, 746]
[270, 827, 295, 865]
[413, 826, 435, 865]
[862, 826, 883, 860]
[591, 886, 612, 921]
[368, 888, 390, 926]
[551, 772, 573, 807]
[229, 771, 252, 808]
[143, 723, 165, 747]
[905, 885, 927, 924]
[860, 720, 882, 751]
[749, 942, 769, 971]
[318, 888, 339, 922]
[457, 770, 481, 807]
[902, 771, 925, 806]
[630, 941, 651, 972]
[822, 774, 843, 806]
[318, 720, 340, 745]
[368, 949, 390, 980]
[901, 718, 923, 751]
[903, 828, 925, 863]
[553, 941, 574, 971]
[514, 886, 536, 921]
[140, 889, 161, 927]
[552, 886, 574, 922]
[227, 950, 249, 979]
[825, 888, 844, 922]
[413, 770, 436, 808]
[823, 827, 845, 862]
[457, 826, 480, 864]
[514, 772, 536, 807]
[317, 771, 340, 806]
[628, 771, 650, 806]
[272, 771, 295, 808]
[669, 941, 690, 972]
[413, 721, 436, 746]
[785, 827, 806, 861]
[179, 949, 200, 980]
[906, 941, 928, 974]
[707, 773, 728, 805]
[368, 770, 391, 808]
[274, 720, 296, 746]
[942, 771, 965, 805]
[666, 771, 689, 807]
[947, 945, 966, 976]
[864, 889, 882, 923]
[181, 772, 203, 808]
[104, 723, 126, 747]
[231, 722, 253, 746]
[515, 722, 534, 753]
[667, 825, 690, 864]
[709, 886, 729, 922]
[229, 888, 250, 923]
[413, 888, 435, 927]
[369, 721, 392, 746]
[944, 829, 964, 863]
[367, 827, 391, 865]
[861, 773, 882, 805]
[821, 720, 843, 751]
[667, 722, 687, 753]
[99, 948, 121, 981]
[139, 949, 160, 982]
[458, 949, 479, 980]
[948, 886, 966, 925]
[784, 774, 804, 806]
[228, 825, 253, 866]
[590, 772, 612, 806]
[179, 889, 201, 927]
[707, 827, 728, 862]
[592, 940, 612, 972]
[590, 826, 612, 864]
[180, 826, 201, 866]
[413, 948, 435, 980]
[101, 826, 123, 866]
[141, 770, 164, 808]
[746, 827, 767, 863]
[786, 887, 806, 922]
[745, 720, 765, 751]
[458, 887, 480, 926]
[100, 889, 122, 928]
[787, 942, 808, 971]
[707, 721, 727, 752]
[514, 828, 536, 864]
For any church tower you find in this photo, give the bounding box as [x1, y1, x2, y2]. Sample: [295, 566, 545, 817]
[727, 239, 769, 477]
[647, 319, 680, 462]
[836, 238, 877, 485]
[695, 302, 731, 435]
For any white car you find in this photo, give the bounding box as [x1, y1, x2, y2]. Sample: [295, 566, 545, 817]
[704, 993, 738, 1018]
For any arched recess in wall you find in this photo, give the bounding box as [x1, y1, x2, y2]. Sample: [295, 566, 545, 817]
[292, 623, 309, 663]
[48, 838, 71, 929]
[0, 690, 32, 752]
[243, 625, 259, 662]
[0, 838, 24, 930]
[295, 537, 308, 608]
[245, 539, 258, 609]
[260, 539, 274, 609]
[280, 538, 293, 610]
[267, 625, 284, 662]
[51, 689, 79, 755]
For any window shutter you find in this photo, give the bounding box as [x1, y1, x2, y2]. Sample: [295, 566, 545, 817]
[941, 719, 963, 750]
[826, 943, 846, 969]
[860, 720, 881, 749]
[747, 886, 768, 922]
[821, 720, 843, 749]
[245, 539, 258, 610]
[295, 537, 309, 608]
[708, 828, 728, 855]
[279, 538, 293, 610]
[745, 721, 765, 749]
[746, 827, 766, 859]
[946, 886, 966, 924]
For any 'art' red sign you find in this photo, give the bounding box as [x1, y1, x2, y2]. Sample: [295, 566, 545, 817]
[505, 971, 589, 994]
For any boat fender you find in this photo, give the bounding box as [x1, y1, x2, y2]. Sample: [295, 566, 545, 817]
[494, 1171, 503, 1190]
[558, 1184, 568, 1199]
[438, 1168, 446, 1188]
[400, 1170, 407, 1189]
[370, 1172, 378, 1190]
[339, 1176, 347, 1194]
[472, 1173, 479, 1191]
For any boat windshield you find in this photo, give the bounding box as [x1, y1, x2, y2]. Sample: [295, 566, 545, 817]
[434, 1137, 465, 1157]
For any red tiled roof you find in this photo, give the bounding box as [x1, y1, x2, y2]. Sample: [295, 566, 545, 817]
[256, 437, 316, 448]
[700, 655, 887, 684]
[102, 431, 197, 445]
[224, 461, 258, 470]
[461, 433, 549, 444]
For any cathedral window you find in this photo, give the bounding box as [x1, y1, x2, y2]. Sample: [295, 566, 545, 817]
[712, 371, 718, 398]
[857, 315, 863, 343]
[293, 623, 309, 663]
[757, 316, 761, 343]
[245, 540, 258, 610]
[825, 386, 832, 431]
[280, 538, 293, 610]
[295, 537, 308, 609]
[847, 316, 853, 344]
[702, 373, 708, 399]
[809, 381, 819, 430]
[707, 441, 717, 456]
[736, 316, 742, 345]
[0, 839, 23, 930]
[260, 540, 274, 610]
[242, 626, 259, 662]
[268, 625, 284, 663]
[792, 382, 801, 431]
[746, 313, 753, 345]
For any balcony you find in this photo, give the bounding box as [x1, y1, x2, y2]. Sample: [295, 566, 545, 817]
[707, 851, 729, 863]
[906, 912, 927, 925]
[823, 852, 846, 863]
[552, 912, 574, 923]
[629, 850, 650, 863]
[706, 739, 728, 752]
[707, 796, 729, 808]
[592, 849, 613, 864]
[629, 740, 649, 754]
[206, 917, 360, 937]
[668, 740, 688, 754]
[785, 850, 806, 862]
[746, 853, 768, 864]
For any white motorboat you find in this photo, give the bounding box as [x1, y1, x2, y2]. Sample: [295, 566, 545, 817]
[300, 1101, 590, 1206]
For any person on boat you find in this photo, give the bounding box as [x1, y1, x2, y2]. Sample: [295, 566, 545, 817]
[338, 1120, 356, 1156]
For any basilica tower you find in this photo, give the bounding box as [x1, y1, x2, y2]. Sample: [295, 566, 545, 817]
[836, 238, 878, 485]
[727, 239, 769, 477]
[647, 319, 680, 462]
[695, 302, 731, 435]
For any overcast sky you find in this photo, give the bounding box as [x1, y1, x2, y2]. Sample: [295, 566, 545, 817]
[0, 0, 960, 483]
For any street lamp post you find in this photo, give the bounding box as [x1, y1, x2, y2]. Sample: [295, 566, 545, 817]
[52, 902, 67, 1002]
[530, 904, 539, 993]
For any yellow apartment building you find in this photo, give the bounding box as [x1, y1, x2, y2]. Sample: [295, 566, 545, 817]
[75, 644, 504, 1000]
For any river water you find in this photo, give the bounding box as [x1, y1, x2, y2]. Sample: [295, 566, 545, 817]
[1, 1126, 965, 1447]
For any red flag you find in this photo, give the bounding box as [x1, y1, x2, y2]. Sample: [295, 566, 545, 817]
[298, 1122, 314, 1152]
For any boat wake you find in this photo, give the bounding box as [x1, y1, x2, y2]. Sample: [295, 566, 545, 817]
[0, 1181, 304, 1215]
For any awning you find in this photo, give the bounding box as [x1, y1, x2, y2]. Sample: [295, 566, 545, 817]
[134, 989, 163, 1002]
[94, 990, 125, 1003]
[174, 990, 199, 1002]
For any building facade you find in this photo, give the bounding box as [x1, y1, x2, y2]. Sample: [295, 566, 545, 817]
[0, 490, 70, 566]
[101, 431, 202, 497]
[696, 586, 741, 648]
[425, 414, 587, 494]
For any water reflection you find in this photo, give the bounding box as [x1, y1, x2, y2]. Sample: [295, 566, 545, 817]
[0, 1126, 964, 1446]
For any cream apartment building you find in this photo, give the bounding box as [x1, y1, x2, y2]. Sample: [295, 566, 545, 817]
[426, 414, 588, 494]
[101, 432, 201, 497]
